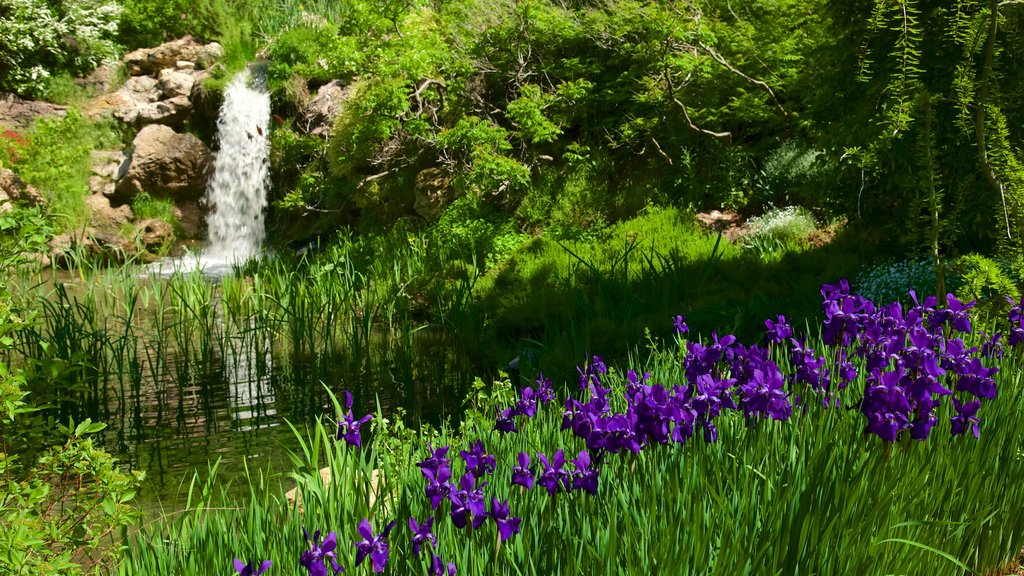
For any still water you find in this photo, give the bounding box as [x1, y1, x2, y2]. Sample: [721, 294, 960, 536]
[12, 272, 477, 512]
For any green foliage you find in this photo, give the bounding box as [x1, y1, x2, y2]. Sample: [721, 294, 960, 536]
[834, 0, 1024, 261]
[0, 0, 121, 98]
[505, 84, 561, 144]
[4, 110, 125, 231]
[855, 258, 961, 307]
[435, 116, 530, 201]
[953, 253, 1021, 314]
[131, 192, 177, 226]
[117, 0, 191, 50]
[0, 207, 139, 576]
[741, 206, 817, 260]
[266, 24, 359, 91]
[754, 141, 835, 213]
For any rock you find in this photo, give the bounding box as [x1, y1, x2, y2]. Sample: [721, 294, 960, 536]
[284, 467, 382, 513]
[135, 95, 193, 127]
[189, 70, 221, 128]
[124, 37, 224, 76]
[0, 93, 68, 130]
[100, 72, 193, 127]
[297, 80, 353, 138]
[172, 202, 204, 239]
[84, 194, 133, 229]
[175, 61, 196, 71]
[99, 76, 161, 124]
[113, 124, 211, 206]
[76, 61, 122, 94]
[123, 75, 161, 98]
[0, 168, 45, 211]
[158, 69, 196, 99]
[413, 168, 456, 221]
[48, 228, 136, 268]
[87, 150, 128, 197]
[134, 218, 175, 252]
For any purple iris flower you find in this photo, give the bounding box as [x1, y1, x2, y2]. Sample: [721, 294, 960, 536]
[337, 391, 373, 448]
[511, 451, 534, 489]
[488, 497, 522, 542]
[494, 406, 517, 433]
[956, 358, 999, 400]
[449, 472, 488, 529]
[422, 462, 453, 509]
[536, 450, 570, 495]
[764, 315, 793, 344]
[417, 443, 451, 473]
[459, 440, 496, 477]
[233, 559, 273, 576]
[673, 314, 689, 334]
[981, 332, 1004, 359]
[516, 386, 538, 418]
[429, 553, 457, 576]
[300, 529, 342, 576]
[536, 372, 556, 404]
[408, 515, 437, 558]
[1007, 297, 1024, 346]
[951, 397, 982, 438]
[569, 450, 600, 495]
[354, 518, 396, 573]
[945, 293, 975, 334]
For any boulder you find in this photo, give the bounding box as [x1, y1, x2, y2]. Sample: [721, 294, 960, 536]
[48, 228, 135, 268]
[76, 61, 122, 95]
[134, 95, 193, 127]
[84, 194, 133, 229]
[0, 93, 67, 130]
[172, 202, 204, 239]
[96, 72, 194, 127]
[0, 168, 45, 211]
[113, 124, 211, 205]
[413, 168, 455, 221]
[297, 80, 352, 138]
[188, 69, 221, 129]
[133, 218, 175, 252]
[124, 36, 224, 76]
[158, 69, 196, 99]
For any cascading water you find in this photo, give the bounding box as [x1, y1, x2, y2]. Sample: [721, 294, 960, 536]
[149, 66, 271, 278]
[202, 67, 271, 268]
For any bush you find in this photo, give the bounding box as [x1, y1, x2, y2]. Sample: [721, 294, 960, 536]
[0, 207, 140, 576]
[855, 258, 962, 306]
[0, 0, 121, 98]
[5, 110, 125, 231]
[741, 205, 817, 259]
[953, 254, 1021, 316]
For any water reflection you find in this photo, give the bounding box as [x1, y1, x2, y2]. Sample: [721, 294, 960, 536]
[13, 273, 474, 512]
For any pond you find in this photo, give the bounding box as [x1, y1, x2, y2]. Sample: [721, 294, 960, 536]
[8, 267, 481, 512]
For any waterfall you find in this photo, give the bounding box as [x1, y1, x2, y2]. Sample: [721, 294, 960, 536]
[203, 67, 271, 267]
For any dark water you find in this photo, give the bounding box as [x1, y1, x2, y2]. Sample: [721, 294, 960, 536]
[128, 330, 472, 510]
[12, 276, 477, 512]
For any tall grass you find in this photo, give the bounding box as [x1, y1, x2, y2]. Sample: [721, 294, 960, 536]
[117, 328, 1024, 575]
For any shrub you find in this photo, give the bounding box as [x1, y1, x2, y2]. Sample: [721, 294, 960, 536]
[5, 110, 125, 231]
[0, 0, 121, 98]
[855, 258, 962, 306]
[953, 254, 1021, 316]
[741, 205, 817, 259]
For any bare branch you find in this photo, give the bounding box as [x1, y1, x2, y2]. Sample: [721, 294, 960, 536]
[662, 49, 732, 141]
[700, 44, 787, 116]
[672, 96, 732, 139]
[650, 136, 673, 165]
